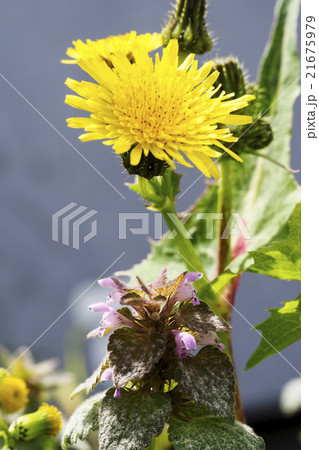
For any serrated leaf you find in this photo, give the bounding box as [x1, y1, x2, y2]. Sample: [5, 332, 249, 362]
[246, 294, 301, 370]
[169, 416, 265, 450]
[99, 389, 172, 450]
[177, 301, 230, 333]
[70, 355, 109, 399]
[62, 391, 106, 449]
[247, 203, 300, 280]
[108, 328, 166, 386]
[175, 346, 235, 424]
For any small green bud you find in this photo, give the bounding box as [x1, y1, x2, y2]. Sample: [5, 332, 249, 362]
[122, 148, 169, 180]
[241, 118, 273, 150]
[213, 58, 247, 98]
[162, 0, 212, 55]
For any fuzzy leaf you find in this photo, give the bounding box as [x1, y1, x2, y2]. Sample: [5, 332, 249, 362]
[70, 355, 109, 399]
[177, 301, 230, 333]
[108, 328, 166, 386]
[247, 203, 300, 280]
[169, 416, 265, 450]
[62, 391, 106, 449]
[99, 389, 172, 450]
[246, 294, 301, 370]
[175, 346, 235, 424]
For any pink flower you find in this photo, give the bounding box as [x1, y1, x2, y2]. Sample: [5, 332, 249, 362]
[171, 330, 197, 359]
[88, 301, 134, 335]
[195, 331, 225, 352]
[171, 272, 203, 305]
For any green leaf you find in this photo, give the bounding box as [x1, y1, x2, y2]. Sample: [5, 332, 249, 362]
[62, 391, 106, 449]
[70, 355, 109, 399]
[169, 416, 265, 450]
[245, 294, 301, 370]
[257, 0, 300, 113]
[99, 389, 172, 450]
[176, 301, 230, 333]
[108, 328, 166, 386]
[175, 347, 235, 424]
[247, 203, 300, 280]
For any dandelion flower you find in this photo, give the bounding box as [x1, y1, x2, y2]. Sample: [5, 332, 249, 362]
[65, 39, 255, 179]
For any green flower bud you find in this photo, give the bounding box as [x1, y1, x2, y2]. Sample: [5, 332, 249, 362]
[213, 58, 247, 98]
[240, 118, 273, 150]
[162, 0, 212, 55]
[122, 148, 169, 180]
[8, 403, 62, 441]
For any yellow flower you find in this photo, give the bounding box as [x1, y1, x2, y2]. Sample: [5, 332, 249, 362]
[8, 403, 62, 440]
[61, 31, 162, 66]
[65, 39, 255, 179]
[0, 375, 29, 414]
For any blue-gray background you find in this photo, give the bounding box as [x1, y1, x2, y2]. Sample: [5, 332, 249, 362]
[0, 0, 300, 422]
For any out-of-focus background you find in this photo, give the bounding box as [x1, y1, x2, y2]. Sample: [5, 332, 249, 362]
[0, 0, 300, 448]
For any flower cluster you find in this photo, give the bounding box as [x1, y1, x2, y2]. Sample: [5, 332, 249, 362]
[77, 269, 229, 399]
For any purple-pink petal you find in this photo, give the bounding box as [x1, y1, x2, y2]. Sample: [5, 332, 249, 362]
[218, 343, 226, 352]
[88, 301, 111, 312]
[98, 278, 118, 288]
[100, 308, 130, 328]
[173, 283, 196, 303]
[185, 272, 203, 283]
[100, 367, 113, 382]
[114, 388, 121, 398]
[172, 330, 197, 359]
[191, 296, 200, 306]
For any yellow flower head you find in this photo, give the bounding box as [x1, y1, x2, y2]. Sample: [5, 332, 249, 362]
[62, 31, 162, 66]
[8, 403, 62, 441]
[65, 39, 255, 179]
[0, 375, 29, 414]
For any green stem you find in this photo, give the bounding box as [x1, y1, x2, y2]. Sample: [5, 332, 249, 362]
[217, 159, 232, 278]
[161, 201, 208, 290]
[217, 159, 246, 424]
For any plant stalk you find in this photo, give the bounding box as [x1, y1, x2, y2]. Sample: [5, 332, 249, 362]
[217, 158, 246, 424]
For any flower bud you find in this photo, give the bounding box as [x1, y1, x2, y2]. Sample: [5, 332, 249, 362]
[8, 403, 62, 441]
[162, 0, 212, 55]
[213, 58, 247, 99]
[240, 118, 273, 150]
